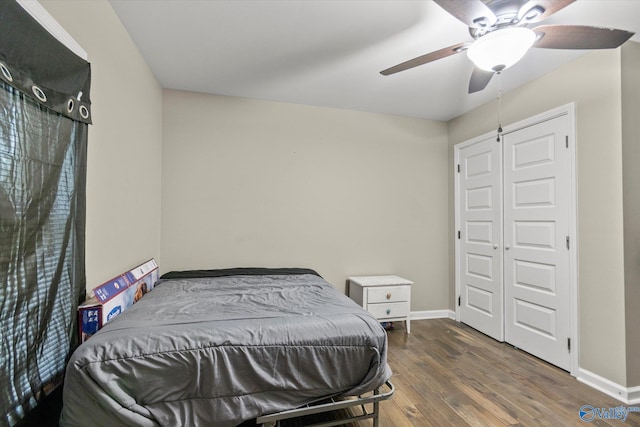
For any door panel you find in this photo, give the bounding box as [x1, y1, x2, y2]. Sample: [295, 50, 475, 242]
[458, 136, 503, 341]
[503, 115, 571, 371]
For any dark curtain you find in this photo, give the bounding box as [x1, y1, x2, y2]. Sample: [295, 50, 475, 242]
[0, 1, 92, 125]
[0, 82, 87, 427]
[0, 2, 90, 426]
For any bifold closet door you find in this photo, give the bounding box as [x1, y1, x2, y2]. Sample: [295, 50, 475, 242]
[502, 114, 571, 371]
[458, 135, 503, 341]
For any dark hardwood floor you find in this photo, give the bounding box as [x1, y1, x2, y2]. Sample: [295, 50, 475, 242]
[372, 318, 639, 427]
[285, 318, 639, 426]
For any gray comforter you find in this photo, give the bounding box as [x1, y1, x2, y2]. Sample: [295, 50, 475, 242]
[60, 272, 391, 426]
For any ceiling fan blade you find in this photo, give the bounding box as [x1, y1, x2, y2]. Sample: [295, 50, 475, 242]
[469, 67, 494, 94]
[433, 0, 496, 29]
[380, 42, 469, 76]
[517, 0, 575, 24]
[533, 25, 635, 50]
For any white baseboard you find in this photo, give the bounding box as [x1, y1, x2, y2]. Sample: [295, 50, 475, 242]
[410, 309, 455, 320]
[629, 387, 640, 405]
[577, 368, 640, 405]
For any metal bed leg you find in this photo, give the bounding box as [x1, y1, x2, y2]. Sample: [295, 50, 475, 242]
[256, 381, 394, 427]
[372, 388, 380, 427]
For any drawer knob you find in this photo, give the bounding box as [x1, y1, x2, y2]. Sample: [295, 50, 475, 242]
[386, 293, 392, 300]
[386, 309, 391, 315]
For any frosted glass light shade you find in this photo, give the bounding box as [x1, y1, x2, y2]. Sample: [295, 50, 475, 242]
[467, 27, 536, 72]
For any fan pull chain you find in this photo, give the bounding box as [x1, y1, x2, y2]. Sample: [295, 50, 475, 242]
[496, 72, 503, 142]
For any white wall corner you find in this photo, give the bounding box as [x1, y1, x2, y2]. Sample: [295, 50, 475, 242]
[577, 368, 640, 405]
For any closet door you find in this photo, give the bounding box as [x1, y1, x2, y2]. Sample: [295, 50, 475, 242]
[457, 135, 503, 341]
[502, 115, 571, 371]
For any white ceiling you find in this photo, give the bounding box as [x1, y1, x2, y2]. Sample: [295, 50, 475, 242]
[109, 0, 640, 122]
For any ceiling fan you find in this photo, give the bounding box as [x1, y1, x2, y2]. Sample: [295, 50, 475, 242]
[381, 0, 635, 93]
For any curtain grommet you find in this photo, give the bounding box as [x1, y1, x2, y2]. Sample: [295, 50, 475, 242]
[67, 99, 75, 113]
[79, 105, 89, 120]
[0, 63, 12, 82]
[32, 85, 47, 102]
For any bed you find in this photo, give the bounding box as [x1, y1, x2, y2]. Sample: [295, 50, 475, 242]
[60, 268, 393, 427]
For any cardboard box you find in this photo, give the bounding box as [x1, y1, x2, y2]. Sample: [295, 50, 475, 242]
[78, 297, 102, 343]
[78, 259, 159, 343]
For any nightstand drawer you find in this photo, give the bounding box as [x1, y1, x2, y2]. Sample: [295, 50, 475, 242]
[367, 285, 410, 304]
[367, 301, 410, 319]
[348, 275, 412, 334]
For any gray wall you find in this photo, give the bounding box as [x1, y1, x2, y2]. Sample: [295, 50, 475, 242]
[448, 49, 628, 385]
[41, 0, 163, 289]
[161, 89, 450, 311]
[622, 41, 640, 387]
[38, 0, 640, 389]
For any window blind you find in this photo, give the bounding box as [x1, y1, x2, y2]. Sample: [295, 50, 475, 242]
[0, 2, 90, 425]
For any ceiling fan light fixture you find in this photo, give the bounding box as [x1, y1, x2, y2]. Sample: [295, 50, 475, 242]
[467, 27, 537, 72]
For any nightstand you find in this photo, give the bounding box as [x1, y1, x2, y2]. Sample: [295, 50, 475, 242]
[348, 275, 412, 334]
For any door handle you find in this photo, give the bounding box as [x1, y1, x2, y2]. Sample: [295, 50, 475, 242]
[505, 245, 510, 250]
[493, 244, 498, 250]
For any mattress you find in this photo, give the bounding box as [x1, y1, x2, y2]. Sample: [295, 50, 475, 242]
[60, 268, 392, 427]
